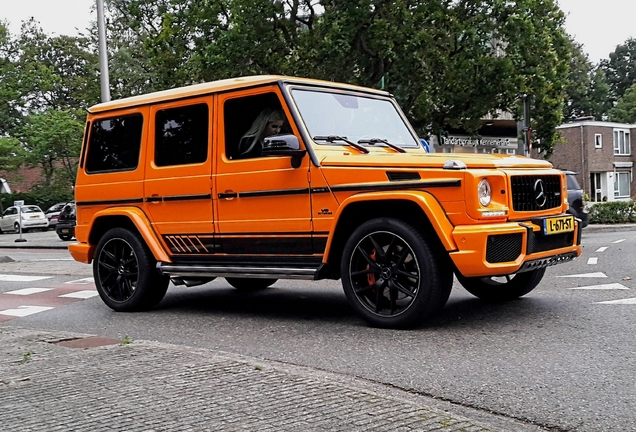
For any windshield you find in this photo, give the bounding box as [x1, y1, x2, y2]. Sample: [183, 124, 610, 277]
[291, 89, 419, 148]
[22, 206, 42, 214]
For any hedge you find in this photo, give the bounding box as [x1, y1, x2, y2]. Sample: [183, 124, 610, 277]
[588, 201, 636, 224]
[0, 187, 74, 214]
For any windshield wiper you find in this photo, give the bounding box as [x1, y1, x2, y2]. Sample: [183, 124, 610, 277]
[313, 135, 370, 154]
[357, 138, 406, 153]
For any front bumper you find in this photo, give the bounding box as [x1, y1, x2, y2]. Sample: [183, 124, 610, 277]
[449, 217, 582, 278]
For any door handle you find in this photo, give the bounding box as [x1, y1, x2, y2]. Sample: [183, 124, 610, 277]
[146, 195, 162, 203]
[218, 191, 238, 199]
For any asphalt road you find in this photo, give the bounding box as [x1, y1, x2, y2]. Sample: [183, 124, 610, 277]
[1, 227, 635, 431]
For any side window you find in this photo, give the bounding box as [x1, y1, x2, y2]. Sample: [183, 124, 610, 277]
[155, 103, 209, 167]
[85, 114, 143, 173]
[223, 92, 290, 160]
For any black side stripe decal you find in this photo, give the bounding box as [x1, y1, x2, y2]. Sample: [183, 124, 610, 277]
[162, 194, 212, 202]
[217, 180, 460, 200]
[76, 198, 144, 206]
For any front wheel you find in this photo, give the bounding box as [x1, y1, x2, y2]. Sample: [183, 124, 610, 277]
[226, 277, 277, 291]
[456, 267, 546, 302]
[93, 228, 169, 312]
[340, 218, 453, 329]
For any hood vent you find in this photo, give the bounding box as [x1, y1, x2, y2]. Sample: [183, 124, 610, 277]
[386, 171, 421, 181]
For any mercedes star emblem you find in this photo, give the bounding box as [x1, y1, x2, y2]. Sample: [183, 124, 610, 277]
[533, 179, 547, 208]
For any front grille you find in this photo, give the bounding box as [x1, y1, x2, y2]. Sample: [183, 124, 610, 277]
[527, 231, 574, 254]
[486, 233, 523, 263]
[511, 175, 561, 211]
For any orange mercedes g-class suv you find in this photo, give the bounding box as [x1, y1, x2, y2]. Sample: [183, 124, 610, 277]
[70, 75, 581, 328]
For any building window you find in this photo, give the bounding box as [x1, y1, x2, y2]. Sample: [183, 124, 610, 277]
[595, 134, 602, 149]
[613, 171, 631, 197]
[613, 129, 630, 155]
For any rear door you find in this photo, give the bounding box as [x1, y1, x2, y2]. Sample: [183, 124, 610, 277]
[143, 97, 215, 256]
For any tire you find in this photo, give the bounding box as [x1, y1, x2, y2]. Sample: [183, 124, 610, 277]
[58, 233, 73, 241]
[456, 267, 547, 302]
[13, 223, 20, 233]
[226, 277, 277, 291]
[93, 228, 169, 312]
[340, 218, 453, 329]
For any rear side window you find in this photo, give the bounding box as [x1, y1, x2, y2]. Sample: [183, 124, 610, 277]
[155, 104, 209, 167]
[566, 174, 580, 190]
[85, 114, 143, 173]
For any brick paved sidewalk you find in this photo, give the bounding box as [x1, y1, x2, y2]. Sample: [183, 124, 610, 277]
[0, 326, 545, 432]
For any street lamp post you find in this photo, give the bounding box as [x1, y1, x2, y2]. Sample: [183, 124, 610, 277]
[97, 0, 111, 102]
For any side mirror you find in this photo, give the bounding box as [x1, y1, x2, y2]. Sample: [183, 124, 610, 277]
[263, 134, 307, 168]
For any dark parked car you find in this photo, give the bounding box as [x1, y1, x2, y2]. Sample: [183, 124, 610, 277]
[563, 171, 588, 228]
[56, 202, 76, 241]
[45, 202, 68, 228]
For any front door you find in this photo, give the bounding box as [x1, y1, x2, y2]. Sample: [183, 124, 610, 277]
[214, 88, 313, 259]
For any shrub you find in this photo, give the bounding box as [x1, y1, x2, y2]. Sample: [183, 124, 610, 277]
[588, 201, 636, 224]
[0, 184, 74, 213]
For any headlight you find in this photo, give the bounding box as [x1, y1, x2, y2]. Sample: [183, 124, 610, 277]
[478, 179, 492, 207]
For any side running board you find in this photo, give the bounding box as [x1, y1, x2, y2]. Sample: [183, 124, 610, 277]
[157, 263, 321, 281]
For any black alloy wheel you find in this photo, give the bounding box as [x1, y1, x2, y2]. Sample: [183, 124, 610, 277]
[94, 228, 169, 312]
[456, 267, 547, 302]
[341, 218, 452, 329]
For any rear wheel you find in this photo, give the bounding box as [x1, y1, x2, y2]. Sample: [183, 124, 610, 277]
[58, 233, 73, 241]
[456, 268, 546, 302]
[225, 277, 277, 291]
[93, 228, 169, 311]
[340, 218, 453, 329]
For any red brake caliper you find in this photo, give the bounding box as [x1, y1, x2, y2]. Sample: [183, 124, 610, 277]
[367, 249, 377, 286]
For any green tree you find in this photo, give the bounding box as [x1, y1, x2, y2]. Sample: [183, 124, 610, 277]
[562, 38, 612, 121]
[102, 0, 571, 155]
[609, 84, 636, 123]
[16, 109, 84, 188]
[599, 38, 636, 102]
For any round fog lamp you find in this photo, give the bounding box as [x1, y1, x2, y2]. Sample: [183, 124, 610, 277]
[478, 179, 492, 207]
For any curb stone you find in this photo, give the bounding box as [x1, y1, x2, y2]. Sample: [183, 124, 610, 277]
[0, 326, 546, 432]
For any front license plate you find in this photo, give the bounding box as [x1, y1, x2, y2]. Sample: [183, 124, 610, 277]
[60, 229, 70, 233]
[543, 215, 575, 235]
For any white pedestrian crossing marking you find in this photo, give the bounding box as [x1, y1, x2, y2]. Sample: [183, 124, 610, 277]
[569, 283, 629, 290]
[596, 298, 636, 304]
[595, 247, 608, 252]
[612, 239, 626, 244]
[59, 290, 99, 299]
[587, 257, 598, 265]
[0, 306, 55, 317]
[558, 272, 607, 278]
[6, 288, 53, 296]
[65, 277, 95, 285]
[0, 274, 52, 282]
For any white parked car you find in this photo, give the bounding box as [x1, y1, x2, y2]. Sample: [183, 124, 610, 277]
[0, 205, 49, 233]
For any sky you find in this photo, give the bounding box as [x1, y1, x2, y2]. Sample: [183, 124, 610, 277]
[1, 0, 635, 65]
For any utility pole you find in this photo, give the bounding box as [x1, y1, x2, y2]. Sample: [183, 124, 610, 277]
[97, 0, 111, 102]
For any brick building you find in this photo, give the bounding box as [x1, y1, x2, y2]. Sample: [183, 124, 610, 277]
[551, 118, 635, 202]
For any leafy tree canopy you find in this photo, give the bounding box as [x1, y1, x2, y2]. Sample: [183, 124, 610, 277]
[609, 84, 636, 124]
[103, 0, 571, 155]
[599, 38, 636, 103]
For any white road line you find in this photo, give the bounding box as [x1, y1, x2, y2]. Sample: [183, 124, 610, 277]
[65, 277, 94, 285]
[595, 247, 608, 252]
[557, 272, 607, 278]
[569, 283, 629, 290]
[59, 290, 99, 299]
[587, 257, 598, 265]
[596, 298, 636, 304]
[612, 239, 626, 244]
[5, 288, 53, 295]
[30, 258, 74, 261]
[0, 305, 55, 317]
[0, 275, 52, 282]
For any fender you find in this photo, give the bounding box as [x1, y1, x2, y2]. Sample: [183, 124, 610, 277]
[322, 190, 458, 260]
[88, 206, 171, 263]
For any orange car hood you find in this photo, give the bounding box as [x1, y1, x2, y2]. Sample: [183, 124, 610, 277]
[318, 152, 553, 170]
